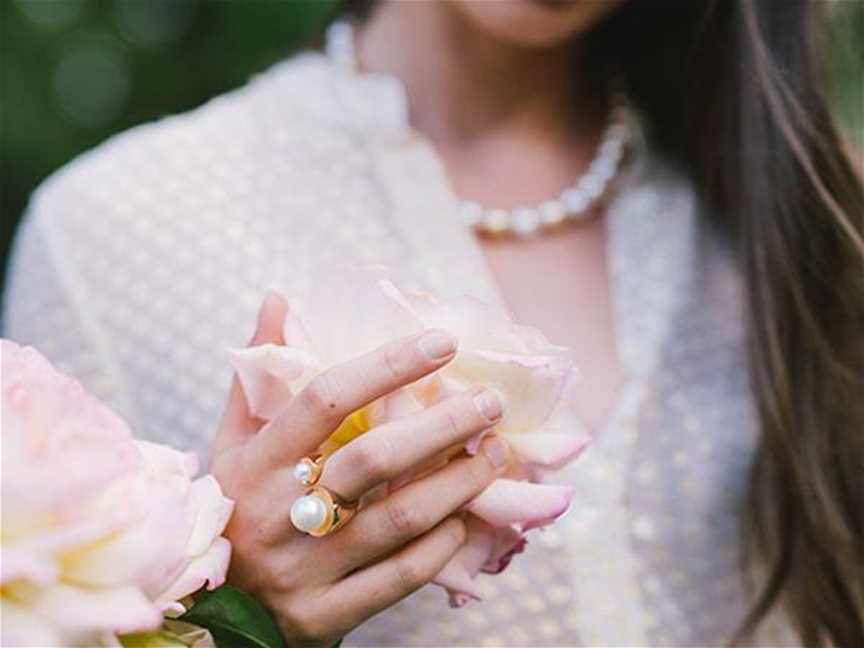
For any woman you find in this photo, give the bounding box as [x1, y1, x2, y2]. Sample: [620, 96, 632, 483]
[4, 0, 862, 646]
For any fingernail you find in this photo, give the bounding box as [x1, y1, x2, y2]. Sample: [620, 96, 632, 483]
[473, 390, 502, 422]
[483, 436, 510, 469]
[418, 329, 457, 360]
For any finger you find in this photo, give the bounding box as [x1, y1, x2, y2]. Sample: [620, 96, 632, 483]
[214, 292, 288, 455]
[320, 517, 467, 637]
[322, 387, 502, 501]
[252, 329, 458, 465]
[320, 436, 509, 577]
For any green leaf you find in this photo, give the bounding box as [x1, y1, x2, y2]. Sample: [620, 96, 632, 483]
[179, 585, 286, 648]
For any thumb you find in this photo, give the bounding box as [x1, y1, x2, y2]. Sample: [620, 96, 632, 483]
[213, 291, 289, 457]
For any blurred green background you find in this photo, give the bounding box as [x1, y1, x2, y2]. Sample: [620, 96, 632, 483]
[1, 0, 862, 291]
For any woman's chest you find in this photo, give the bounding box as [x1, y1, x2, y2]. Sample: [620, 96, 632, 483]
[477, 220, 625, 433]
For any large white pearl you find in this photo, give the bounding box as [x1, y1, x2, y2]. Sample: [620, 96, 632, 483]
[290, 494, 328, 534]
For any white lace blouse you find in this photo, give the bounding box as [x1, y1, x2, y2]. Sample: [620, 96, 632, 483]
[4, 52, 793, 646]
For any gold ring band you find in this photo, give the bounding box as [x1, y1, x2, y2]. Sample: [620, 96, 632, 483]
[290, 485, 357, 537]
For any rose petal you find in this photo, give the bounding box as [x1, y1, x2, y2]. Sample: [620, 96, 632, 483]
[442, 351, 570, 440]
[433, 561, 482, 607]
[156, 536, 232, 615]
[183, 476, 234, 557]
[433, 518, 493, 606]
[281, 299, 315, 351]
[284, 267, 422, 367]
[466, 479, 575, 528]
[31, 583, 162, 637]
[0, 547, 58, 586]
[433, 517, 528, 607]
[481, 526, 528, 574]
[136, 441, 199, 480]
[0, 599, 65, 647]
[1, 514, 136, 586]
[506, 433, 590, 470]
[2, 342, 141, 533]
[411, 295, 568, 357]
[63, 477, 190, 595]
[229, 344, 321, 420]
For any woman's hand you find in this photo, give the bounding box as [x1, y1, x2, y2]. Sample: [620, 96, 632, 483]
[210, 293, 509, 648]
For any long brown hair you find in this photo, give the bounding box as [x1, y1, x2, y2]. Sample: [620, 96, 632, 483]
[585, 1, 864, 643]
[344, 0, 864, 644]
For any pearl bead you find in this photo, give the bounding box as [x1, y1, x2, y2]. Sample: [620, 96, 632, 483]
[561, 188, 588, 214]
[292, 460, 313, 485]
[585, 176, 605, 200]
[540, 200, 565, 225]
[461, 201, 484, 226]
[600, 138, 624, 161]
[512, 208, 540, 236]
[483, 209, 511, 234]
[590, 156, 618, 183]
[290, 494, 329, 533]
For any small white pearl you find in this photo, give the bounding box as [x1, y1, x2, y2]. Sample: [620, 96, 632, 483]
[461, 201, 484, 226]
[292, 461, 313, 485]
[290, 494, 328, 533]
[512, 207, 540, 236]
[589, 155, 617, 183]
[483, 209, 511, 233]
[580, 173, 604, 200]
[561, 188, 588, 214]
[599, 138, 624, 161]
[540, 200, 566, 225]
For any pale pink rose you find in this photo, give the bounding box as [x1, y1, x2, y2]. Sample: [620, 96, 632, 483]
[230, 268, 589, 606]
[1, 340, 234, 647]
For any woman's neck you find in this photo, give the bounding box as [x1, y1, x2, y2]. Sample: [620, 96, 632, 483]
[355, 2, 600, 148]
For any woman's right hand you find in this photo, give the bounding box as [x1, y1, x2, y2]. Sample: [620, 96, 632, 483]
[210, 293, 509, 648]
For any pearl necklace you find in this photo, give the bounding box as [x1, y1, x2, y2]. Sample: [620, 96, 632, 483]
[326, 21, 634, 238]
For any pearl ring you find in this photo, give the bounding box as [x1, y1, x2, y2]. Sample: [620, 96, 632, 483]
[290, 453, 356, 537]
[290, 484, 357, 537]
[292, 453, 325, 487]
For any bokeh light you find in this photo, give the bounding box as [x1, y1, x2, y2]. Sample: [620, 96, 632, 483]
[15, 0, 84, 29]
[113, 0, 197, 50]
[52, 35, 131, 128]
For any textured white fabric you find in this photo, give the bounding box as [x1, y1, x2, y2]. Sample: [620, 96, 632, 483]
[4, 53, 794, 646]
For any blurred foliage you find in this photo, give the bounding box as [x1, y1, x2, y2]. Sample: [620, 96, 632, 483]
[1, 0, 338, 283]
[827, 2, 864, 146]
[1, 0, 861, 287]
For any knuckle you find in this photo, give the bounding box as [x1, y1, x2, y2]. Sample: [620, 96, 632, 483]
[350, 435, 394, 482]
[300, 373, 341, 417]
[467, 453, 496, 487]
[384, 499, 425, 538]
[281, 601, 324, 642]
[381, 342, 411, 380]
[444, 517, 467, 547]
[443, 408, 463, 438]
[296, 619, 327, 644]
[393, 556, 429, 592]
[271, 566, 296, 593]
